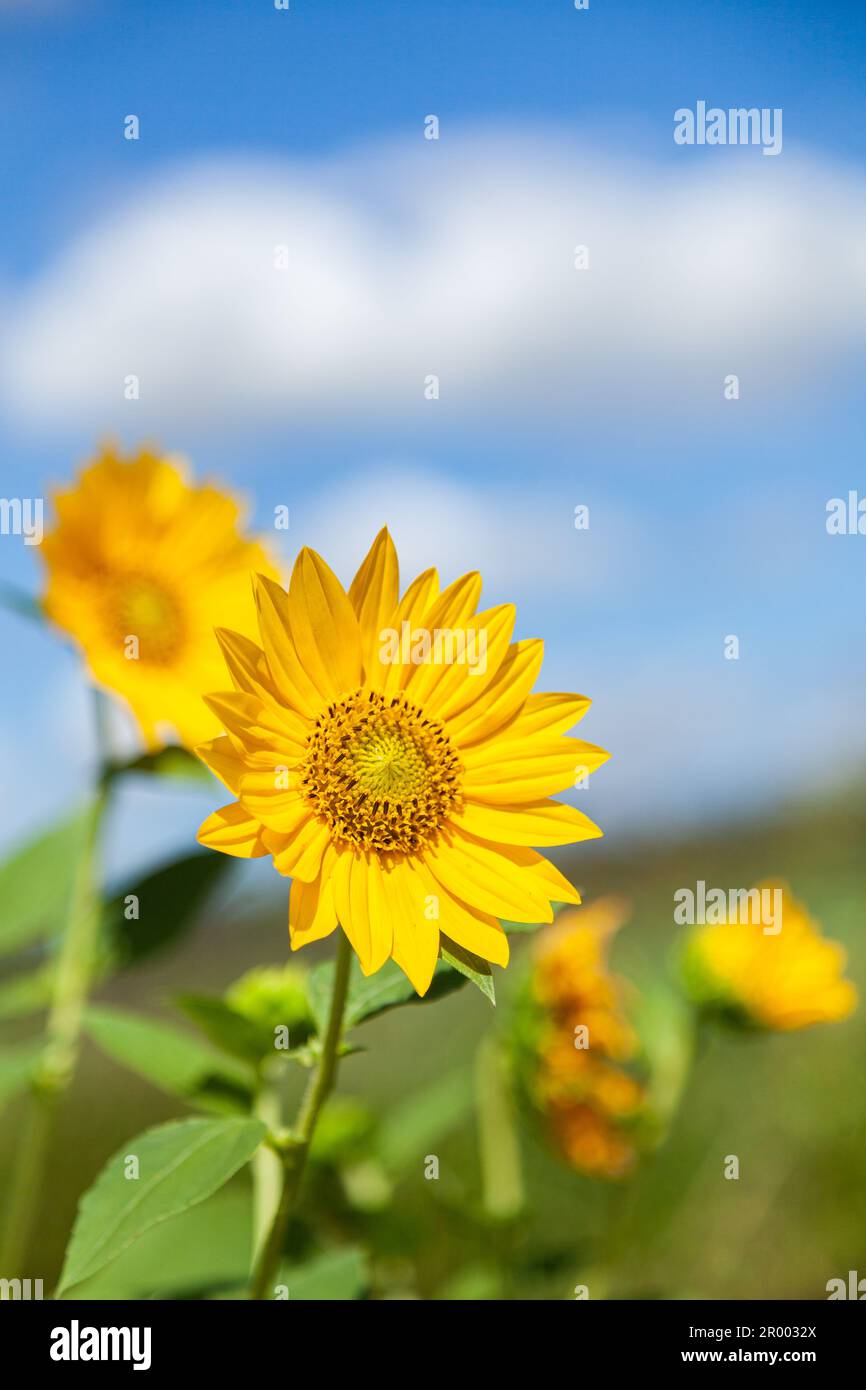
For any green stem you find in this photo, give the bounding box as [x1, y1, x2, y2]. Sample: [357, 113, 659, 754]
[250, 1083, 283, 1267]
[0, 1083, 55, 1283]
[0, 691, 112, 1278]
[249, 932, 353, 1300]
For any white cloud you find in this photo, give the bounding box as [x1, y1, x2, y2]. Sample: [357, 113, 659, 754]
[289, 466, 646, 601]
[3, 130, 866, 435]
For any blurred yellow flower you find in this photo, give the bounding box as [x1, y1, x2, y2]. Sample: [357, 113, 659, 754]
[682, 882, 857, 1031]
[40, 446, 278, 749]
[530, 898, 644, 1179]
[197, 527, 608, 994]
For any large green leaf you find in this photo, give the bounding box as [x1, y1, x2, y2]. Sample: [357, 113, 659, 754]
[84, 1005, 255, 1113]
[103, 850, 233, 969]
[0, 1038, 42, 1112]
[0, 806, 94, 956]
[57, 1115, 267, 1294]
[59, 1190, 252, 1300]
[308, 955, 467, 1034]
[277, 1246, 368, 1300]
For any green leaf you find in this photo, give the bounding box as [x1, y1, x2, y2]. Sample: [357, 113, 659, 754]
[277, 1245, 368, 1300]
[0, 806, 94, 956]
[103, 850, 233, 969]
[439, 934, 495, 1004]
[104, 745, 213, 785]
[175, 994, 280, 1065]
[0, 582, 43, 625]
[57, 1115, 267, 1294]
[59, 1190, 252, 1300]
[84, 1005, 255, 1113]
[0, 1038, 42, 1111]
[308, 955, 467, 1034]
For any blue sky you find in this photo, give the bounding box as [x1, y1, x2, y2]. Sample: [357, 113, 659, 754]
[1, 0, 864, 871]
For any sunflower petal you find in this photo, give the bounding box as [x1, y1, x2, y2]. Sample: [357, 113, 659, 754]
[197, 802, 269, 857]
[238, 772, 311, 834]
[497, 844, 583, 905]
[331, 849, 372, 970]
[423, 829, 552, 923]
[252, 573, 323, 716]
[381, 567, 440, 694]
[214, 627, 282, 706]
[402, 572, 483, 705]
[265, 815, 330, 882]
[507, 691, 592, 737]
[350, 852, 393, 974]
[289, 850, 339, 949]
[348, 527, 400, 682]
[455, 798, 603, 846]
[413, 858, 509, 966]
[447, 639, 544, 745]
[410, 604, 516, 720]
[384, 859, 440, 995]
[461, 737, 608, 803]
[288, 547, 363, 700]
[195, 736, 245, 793]
[203, 690, 307, 758]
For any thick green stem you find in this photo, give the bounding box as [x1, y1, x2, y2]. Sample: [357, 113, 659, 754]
[0, 693, 111, 1277]
[249, 932, 353, 1300]
[250, 1084, 283, 1267]
[0, 1085, 55, 1283]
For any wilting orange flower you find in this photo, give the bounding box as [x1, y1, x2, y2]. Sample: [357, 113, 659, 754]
[531, 899, 644, 1179]
[39, 446, 279, 749]
[197, 528, 608, 994]
[682, 882, 857, 1031]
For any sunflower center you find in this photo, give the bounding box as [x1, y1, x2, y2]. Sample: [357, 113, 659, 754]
[299, 689, 462, 854]
[103, 571, 184, 662]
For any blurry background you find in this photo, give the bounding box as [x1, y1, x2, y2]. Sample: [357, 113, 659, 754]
[0, 0, 864, 1299]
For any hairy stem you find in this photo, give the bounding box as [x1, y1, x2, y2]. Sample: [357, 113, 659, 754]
[251, 1084, 283, 1267]
[0, 691, 111, 1278]
[249, 932, 353, 1300]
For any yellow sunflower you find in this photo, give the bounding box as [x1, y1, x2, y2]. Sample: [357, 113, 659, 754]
[197, 528, 609, 994]
[530, 899, 644, 1179]
[40, 445, 279, 749]
[682, 882, 857, 1031]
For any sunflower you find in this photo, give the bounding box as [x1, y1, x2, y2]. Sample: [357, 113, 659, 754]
[40, 446, 279, 749]
[197, 528, 609, 994]
[529, 899, 644, 1179]
[682, 882, 857, 1031]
